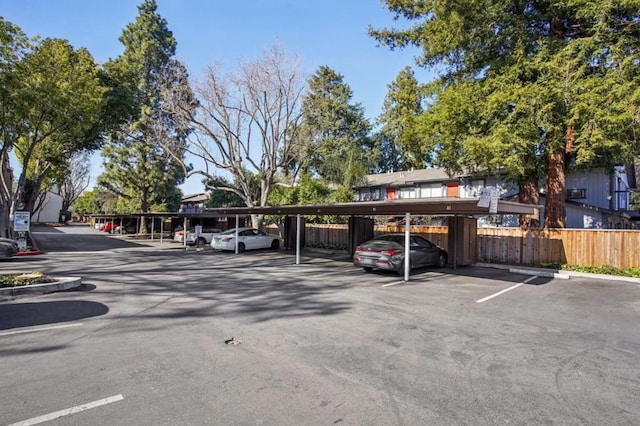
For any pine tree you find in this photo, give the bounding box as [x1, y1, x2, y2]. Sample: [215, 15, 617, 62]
[371, 1, 640, 228]
[300, 65, 376, 187]
[99, 0, 190, 230]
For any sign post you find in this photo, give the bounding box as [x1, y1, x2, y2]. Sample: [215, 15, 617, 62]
[13, 211, 30, 251]
[13, 211, 30, 232]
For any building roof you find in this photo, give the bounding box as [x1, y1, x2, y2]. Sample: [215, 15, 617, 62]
[356, 168, 465, 188]
[182, 193, 208, 203]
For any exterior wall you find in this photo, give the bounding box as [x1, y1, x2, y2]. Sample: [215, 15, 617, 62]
[33, 190, 63, 223]
[355, 168, 633, 229]
[565, 204, 604, 229]
[565, 170, 611, 210]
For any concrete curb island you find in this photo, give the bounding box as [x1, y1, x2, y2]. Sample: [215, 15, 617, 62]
[0, 277, 82, 300]
[475, 262, 640, 284]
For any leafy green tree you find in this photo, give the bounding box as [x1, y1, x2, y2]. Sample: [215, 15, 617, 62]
[204, 176, 246, 208]
[73, 189, 102, 216]
[299, 65, 377, 187]
[371, 1, 640, 228]
[376, 66, 426, 171]
[268, 172, 354, 223]
[9, 37, 106, 223]
[99, 0, 189, 232]
[0, 18, 28, 236]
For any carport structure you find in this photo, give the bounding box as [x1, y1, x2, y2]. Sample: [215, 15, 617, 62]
[92, 197, 536, 282]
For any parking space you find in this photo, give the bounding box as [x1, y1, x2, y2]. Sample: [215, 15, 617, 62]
[2, 232, 640, 424]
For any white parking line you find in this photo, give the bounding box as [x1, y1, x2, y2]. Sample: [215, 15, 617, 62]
[476, 276, 538, 303]
[0, 323, 83, 337]
[382, 280, 406, 287]
[8, 394, 124, 426]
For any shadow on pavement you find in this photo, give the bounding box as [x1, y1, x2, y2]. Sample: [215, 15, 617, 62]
[0, 300, 109, 330]
[285, 249, 554, 285]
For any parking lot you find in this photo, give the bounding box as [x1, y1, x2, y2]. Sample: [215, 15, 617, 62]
[1, 225, 639, 425]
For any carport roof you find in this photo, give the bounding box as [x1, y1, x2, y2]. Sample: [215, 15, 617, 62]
[93, 197, 538, 218]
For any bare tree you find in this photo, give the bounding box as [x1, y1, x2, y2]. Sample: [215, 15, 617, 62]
[59, 152, 91, 214]
[161, 45, 305, 227]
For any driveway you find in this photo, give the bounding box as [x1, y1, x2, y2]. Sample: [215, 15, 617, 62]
[1, 227, 639, 425]
[30, 223, 178, 253]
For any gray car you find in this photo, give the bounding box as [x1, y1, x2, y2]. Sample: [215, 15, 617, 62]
[353, 233, 447, 274]
[0, 237, 19, 259]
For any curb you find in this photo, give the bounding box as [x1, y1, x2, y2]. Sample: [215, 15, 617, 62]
[474, 262, 640, 283]
[0, 276, 82, 300]
[16, 250, 42, 256]
[562, 271, 640, 284]
[509, 267, 570, 280]
[474, 262, 570, 279]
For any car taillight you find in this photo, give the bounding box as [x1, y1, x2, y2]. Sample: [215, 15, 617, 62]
[222, 237, 233, 242]
[355, 247, 363, 253]
[178, 231, 183, 236]
[381, 249, 398, 256]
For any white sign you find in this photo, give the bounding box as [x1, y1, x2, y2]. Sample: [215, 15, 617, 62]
[477, 188, 491, 208]
[13, 210, 30, 232]
[489, 189, 499, 214]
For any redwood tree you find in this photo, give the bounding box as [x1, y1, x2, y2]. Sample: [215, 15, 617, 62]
[370, 0, 640, 228]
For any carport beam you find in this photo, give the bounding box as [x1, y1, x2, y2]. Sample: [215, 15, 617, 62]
[453, 214, 457, 269]
[404, 212, 410, 282]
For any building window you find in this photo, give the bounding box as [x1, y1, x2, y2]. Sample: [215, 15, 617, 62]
[372, 188, 382, 201]
[398, 187, 416, 199]
[566, 188, 586, 199]
[616, 191, 629, 210]
[469, 179, 485, 197]
[420, 183, 444, 198]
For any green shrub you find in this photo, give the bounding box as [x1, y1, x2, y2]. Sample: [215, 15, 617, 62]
[0, 271, 55, 288]
[496, 261, 640, 278]
[559, 264, 640, 278]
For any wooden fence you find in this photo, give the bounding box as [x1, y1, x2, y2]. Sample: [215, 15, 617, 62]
[477, 228, 640, 268]
[298, 224, 640, 268]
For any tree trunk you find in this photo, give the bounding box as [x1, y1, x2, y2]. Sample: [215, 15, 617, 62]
[250, 213, 264, 230]
[0, 207, 8, 238]
[518, 174, 540, 229]
[633, 155, 640, 189]
[139, 190, 149, 234]
[544, 128, 572, 228]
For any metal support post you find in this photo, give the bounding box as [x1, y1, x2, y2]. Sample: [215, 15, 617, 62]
[296, 214, 301, 265]
[404, 212, 410, 281]
[235, 214, 239, 254]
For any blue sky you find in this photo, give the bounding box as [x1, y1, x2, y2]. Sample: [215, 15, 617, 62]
[2, 0, 432, 194]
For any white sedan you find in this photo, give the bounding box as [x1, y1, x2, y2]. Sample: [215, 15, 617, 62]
[211, 228, 280, 252]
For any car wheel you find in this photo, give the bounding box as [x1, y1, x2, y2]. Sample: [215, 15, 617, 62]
[237, 242, 245, 253]
[196, 237, 206, 248]
[437, 254, 447, 268]
[363, 267, 373, 272]
[271, 239, 280, 249]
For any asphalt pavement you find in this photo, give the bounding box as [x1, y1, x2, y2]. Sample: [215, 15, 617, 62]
[0, 224, 639, 425]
